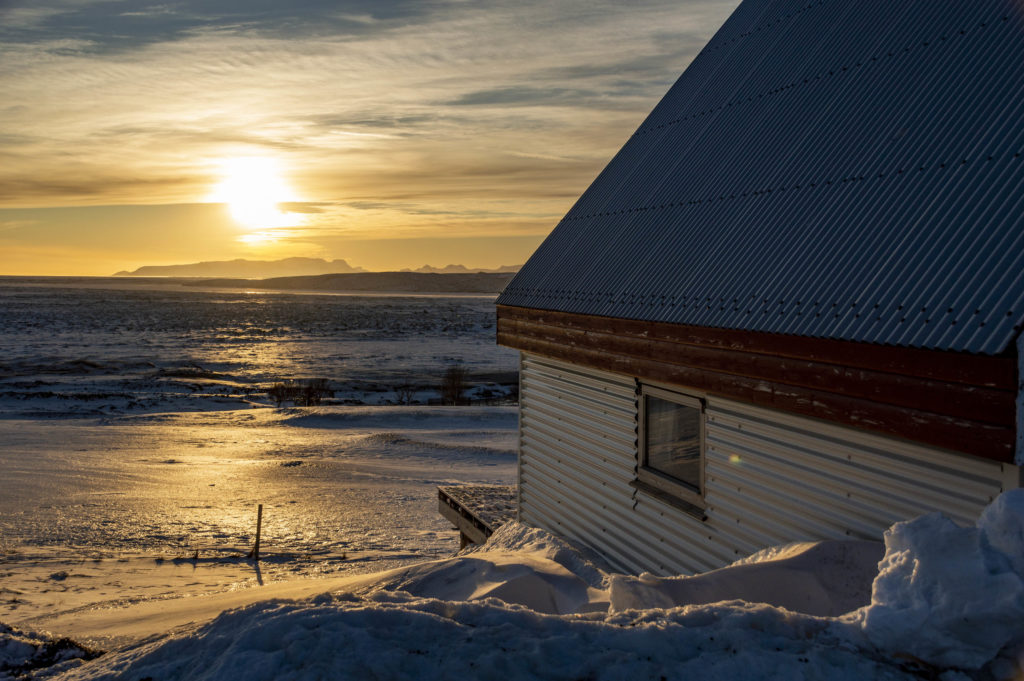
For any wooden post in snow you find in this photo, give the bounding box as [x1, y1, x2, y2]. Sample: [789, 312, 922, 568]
[248, 504, 263, 561]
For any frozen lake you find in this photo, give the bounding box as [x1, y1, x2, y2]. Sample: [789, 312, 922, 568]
[0, 277, 519, 415]
[0, 407, 518, 630]
[0, 278, 520, 628]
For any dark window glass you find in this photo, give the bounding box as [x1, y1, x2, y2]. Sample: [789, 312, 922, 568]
[644, 394, 701, 492]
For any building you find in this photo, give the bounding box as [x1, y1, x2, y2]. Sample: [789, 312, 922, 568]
[495, 0, 1024, 575]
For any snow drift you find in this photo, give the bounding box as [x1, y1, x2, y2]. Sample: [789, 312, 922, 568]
[608, 540, 883, 617]
[17, 491, 1024, 680]
[0, 623, 101, 679]
[856, 489, 1024, 670]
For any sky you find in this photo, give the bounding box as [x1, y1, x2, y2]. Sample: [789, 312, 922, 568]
[0, 0, 739, 275]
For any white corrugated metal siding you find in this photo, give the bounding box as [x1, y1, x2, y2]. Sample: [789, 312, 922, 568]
[518, 353, 1013, 575]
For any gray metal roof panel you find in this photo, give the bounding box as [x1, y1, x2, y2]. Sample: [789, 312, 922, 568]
[498, 0, 1024, 354]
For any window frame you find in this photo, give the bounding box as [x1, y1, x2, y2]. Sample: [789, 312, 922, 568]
[636, 384, 707, 512]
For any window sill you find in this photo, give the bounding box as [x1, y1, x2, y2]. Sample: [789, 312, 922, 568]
[630, 479, 707, 521]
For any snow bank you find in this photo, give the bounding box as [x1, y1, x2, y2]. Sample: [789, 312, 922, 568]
[857, 489, 1024, 670]
[478, 522, 609, 590]
[609, 540, 882, 617]
[354, 522, 610, 614]
[606, 492, 1024, 671]
[361, 552, 600, 615]
[274, 406, 517, 431]
[0, 623, 101, 680]
[24, 493, 1024, 679]
[54, 594, 912, 681]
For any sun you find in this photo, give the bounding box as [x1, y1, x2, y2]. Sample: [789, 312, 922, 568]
[209, 157, 301, 231]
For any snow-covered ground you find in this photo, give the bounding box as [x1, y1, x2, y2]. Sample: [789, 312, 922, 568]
[3, 278, 1023, 680]
[6, 493, 1024, 680]
[0, 407, 518, 649]
[4, 420, 1024, 681]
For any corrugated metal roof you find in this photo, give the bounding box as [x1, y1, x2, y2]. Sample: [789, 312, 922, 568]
[498, 0, 1024, 355]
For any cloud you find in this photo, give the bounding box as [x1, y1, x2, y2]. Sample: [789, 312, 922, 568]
[0, 5, 66, 30]
[0, 218, 37, 233]
[0, 0, 740, 243]
[280, 202, 328, 214]
[445, 86, 601, 108]
[310, 113, 437, 129]
[0, 0, 442, 54]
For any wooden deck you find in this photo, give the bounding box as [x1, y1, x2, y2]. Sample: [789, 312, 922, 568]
[438, 485, 516, 548]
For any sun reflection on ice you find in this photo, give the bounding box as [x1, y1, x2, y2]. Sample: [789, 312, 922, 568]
[190, 335, 313, 383]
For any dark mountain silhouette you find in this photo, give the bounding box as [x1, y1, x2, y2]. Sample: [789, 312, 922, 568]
[406, 264, 521, 274]
[186, 271, 514, 293]
[114, 257, 365, 278]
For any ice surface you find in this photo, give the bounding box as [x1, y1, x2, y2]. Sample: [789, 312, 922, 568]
[0, 406, 518, 634]
[0, 279, 518, 417]
[0, 278, 525, 657]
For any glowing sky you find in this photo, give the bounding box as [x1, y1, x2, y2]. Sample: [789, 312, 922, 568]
[0, 0, 738, 275]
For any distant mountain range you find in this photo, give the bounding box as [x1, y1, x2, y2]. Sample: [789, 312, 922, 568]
[187, 272, 515, 294]
[114, 257, 365, 279]
[406, 264, 521, 274]
[114, 258, 521, 278]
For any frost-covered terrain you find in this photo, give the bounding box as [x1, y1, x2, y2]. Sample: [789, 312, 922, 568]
[0, 407, 518, 641]
[6, 494, 1024, 680]
[0, 278, 518, 416]
[3, 277, 1022, 680]
[0, 278, 522, 658]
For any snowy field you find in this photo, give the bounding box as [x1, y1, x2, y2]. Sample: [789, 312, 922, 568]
[0, 277, 518, 633]
[0, 407, 518, 641]
[5, 495, 1024, 680]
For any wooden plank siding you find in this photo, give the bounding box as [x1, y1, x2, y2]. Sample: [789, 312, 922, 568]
[497, 305, 1017, 463]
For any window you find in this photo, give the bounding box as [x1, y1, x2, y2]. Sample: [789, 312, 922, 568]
[635, 385, 706, 514]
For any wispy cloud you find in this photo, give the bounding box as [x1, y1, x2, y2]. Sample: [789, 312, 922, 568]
[0, 5, 66, 30]
[444, 86, 602, 108]
[0, 218, 36, 233]
[0, 0, 738, 266]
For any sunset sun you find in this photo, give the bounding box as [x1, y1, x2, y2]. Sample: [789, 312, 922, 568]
[209, 157, 302, 234]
